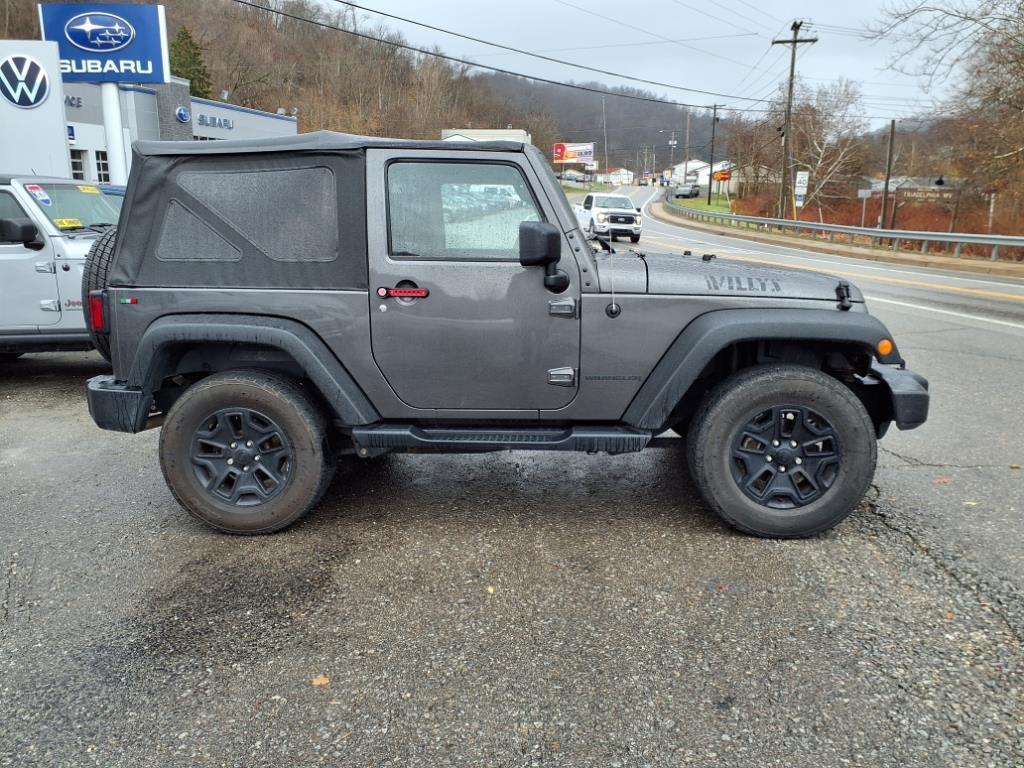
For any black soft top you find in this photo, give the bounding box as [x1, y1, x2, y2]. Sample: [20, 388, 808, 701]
[134, 130, 524, 157]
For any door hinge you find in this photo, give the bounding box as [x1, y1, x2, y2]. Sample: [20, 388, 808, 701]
[35, 262, 55, 274]
[547, 367, 576, 387]
[39, 299, 60, 312]
[548, 298, 577, 318]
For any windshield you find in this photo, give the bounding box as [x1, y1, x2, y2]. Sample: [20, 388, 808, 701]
[594, 195, 634, 209]
[22, 182, 120, 231]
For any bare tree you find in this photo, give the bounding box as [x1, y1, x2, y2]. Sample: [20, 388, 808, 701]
[790, 79, 869, 209]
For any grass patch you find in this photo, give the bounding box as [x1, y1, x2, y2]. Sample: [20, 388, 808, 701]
[668, 194, 732, 213]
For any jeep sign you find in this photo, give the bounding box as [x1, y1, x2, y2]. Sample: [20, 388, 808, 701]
[38, 3, 170, 84]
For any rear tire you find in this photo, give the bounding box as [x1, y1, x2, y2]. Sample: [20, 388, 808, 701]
[686, 365, 876, 538]
[159, 369, 335, 534]
[81, 227, 117, 362]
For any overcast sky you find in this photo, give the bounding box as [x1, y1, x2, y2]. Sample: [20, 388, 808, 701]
[323, 0, 948, 128]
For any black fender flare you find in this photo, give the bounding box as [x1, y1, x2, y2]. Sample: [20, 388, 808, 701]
[621, 308, 902, 431]
[127, 313, 379, 427]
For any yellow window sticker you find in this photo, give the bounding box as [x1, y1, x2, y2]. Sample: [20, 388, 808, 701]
[77, 185, 100, 194]
[53, 218, 83, 229]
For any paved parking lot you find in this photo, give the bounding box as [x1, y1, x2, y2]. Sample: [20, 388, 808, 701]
[1, 352, 1021, 767]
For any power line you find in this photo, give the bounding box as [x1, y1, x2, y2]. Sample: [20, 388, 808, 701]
[729, 0, 785, 25]
[550, 0, 766, 73]
[227, 0, 936, 123]
[469, 33, 759, 58]
[664, 0, 759, 35]
[331, 0, 772, 103]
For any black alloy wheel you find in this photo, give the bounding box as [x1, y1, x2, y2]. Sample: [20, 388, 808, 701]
[191, 407, 293, 507]
[730, 405, 841, 510]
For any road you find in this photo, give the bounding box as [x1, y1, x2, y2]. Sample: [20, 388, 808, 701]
[629, 186, 1024, 595]
[1, 196, 1023, 766]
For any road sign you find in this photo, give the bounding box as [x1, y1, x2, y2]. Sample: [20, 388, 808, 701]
[901, 188, 956, 202]
[857, 188, 872, 199]
[553, 142, 594, 164]
[794, 171, 810, 208]
[712, 170, 732, 182]
[38, 4, 170, 84]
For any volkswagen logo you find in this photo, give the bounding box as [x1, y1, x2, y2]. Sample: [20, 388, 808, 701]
[64, 12, 136, 53]
[0, 55, 49, 109]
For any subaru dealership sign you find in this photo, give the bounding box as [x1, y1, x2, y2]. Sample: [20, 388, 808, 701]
[38, 3, 169, 83]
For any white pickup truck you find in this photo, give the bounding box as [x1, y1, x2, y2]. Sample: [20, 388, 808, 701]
[572, 192, 643, 243]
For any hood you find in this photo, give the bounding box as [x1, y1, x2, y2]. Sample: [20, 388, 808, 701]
[51, 231, 101, 260]
[596, 250, 864, 303]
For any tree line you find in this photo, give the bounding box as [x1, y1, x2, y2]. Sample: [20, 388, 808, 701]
[2, 0, 1021, 235]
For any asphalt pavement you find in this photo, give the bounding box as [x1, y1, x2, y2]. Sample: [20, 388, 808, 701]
[1, 199, 1023, 767]
[630, 186, 1024, 598]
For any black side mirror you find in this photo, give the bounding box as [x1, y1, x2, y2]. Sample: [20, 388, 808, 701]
[519, 221, 569, 293]
[519, 221, 560, 267]
[583, 202, 592, 210]
[636, 207, 642, 212]
[0, 217, 39, 246]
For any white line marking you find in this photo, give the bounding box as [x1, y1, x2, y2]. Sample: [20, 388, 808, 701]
[864, 296, 1024, 330]
[640, 196, 1024, 290]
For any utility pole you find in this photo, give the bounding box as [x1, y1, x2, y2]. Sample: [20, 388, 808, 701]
[668, 130, 676, 172]
[683, 110, 691, 185]
[601, 96, 609, 172]
[707, 104, 720, 206]
[879, 119, 896, 229]
[772, 21, 817, 219]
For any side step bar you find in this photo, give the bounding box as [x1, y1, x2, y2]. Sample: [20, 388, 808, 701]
[351, 424, 652, 455]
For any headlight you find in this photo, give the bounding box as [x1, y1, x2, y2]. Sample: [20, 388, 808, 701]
[596, 213, 607, 223]
[635, 216, 642, 226]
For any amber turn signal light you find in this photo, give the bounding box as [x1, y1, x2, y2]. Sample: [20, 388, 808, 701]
[877, 339, 894, 356]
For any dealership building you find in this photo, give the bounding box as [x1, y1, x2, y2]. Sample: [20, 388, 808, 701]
[61, 77, 298, 182]
[1, 4, 297, 183]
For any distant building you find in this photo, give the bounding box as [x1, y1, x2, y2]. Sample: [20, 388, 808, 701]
[441, 128, 532, 144]
[597, 167, 634, 186]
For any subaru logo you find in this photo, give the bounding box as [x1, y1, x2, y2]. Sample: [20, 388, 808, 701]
[175, 106, 191, 124]
[0, 55, 49, 109]
[64, 12, 136, 53]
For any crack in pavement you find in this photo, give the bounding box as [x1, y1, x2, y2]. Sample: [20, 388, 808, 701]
[879, 446, 1010, 469]
[865, 484, 1024, 644]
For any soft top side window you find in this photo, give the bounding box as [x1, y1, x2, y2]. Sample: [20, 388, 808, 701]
[387, 161, 542, 261]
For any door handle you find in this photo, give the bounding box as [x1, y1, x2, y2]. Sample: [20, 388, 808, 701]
[376, 286, 429, 299]
[35, 262, 55, 274]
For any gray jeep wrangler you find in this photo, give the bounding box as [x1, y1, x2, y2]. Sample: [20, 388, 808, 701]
[83, 132, 928, 537]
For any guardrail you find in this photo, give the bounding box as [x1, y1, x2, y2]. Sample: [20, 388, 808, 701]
[662, 197, 1024, 261]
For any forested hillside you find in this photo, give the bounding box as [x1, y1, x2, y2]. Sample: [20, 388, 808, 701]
[2, 0, 706, 172]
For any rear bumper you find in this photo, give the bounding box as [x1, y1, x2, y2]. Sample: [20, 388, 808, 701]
[870, 362, 929, 431]
[86, 375, 151, 433]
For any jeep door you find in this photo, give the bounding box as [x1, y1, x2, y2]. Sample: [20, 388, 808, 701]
[366, 150, 581, 412]
[0, 187, 60, 329]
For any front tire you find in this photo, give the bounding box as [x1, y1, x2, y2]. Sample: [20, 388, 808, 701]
[159, 370, 334, 534]
[630, 235, 641, 243]
[686, 365, 876, 538]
